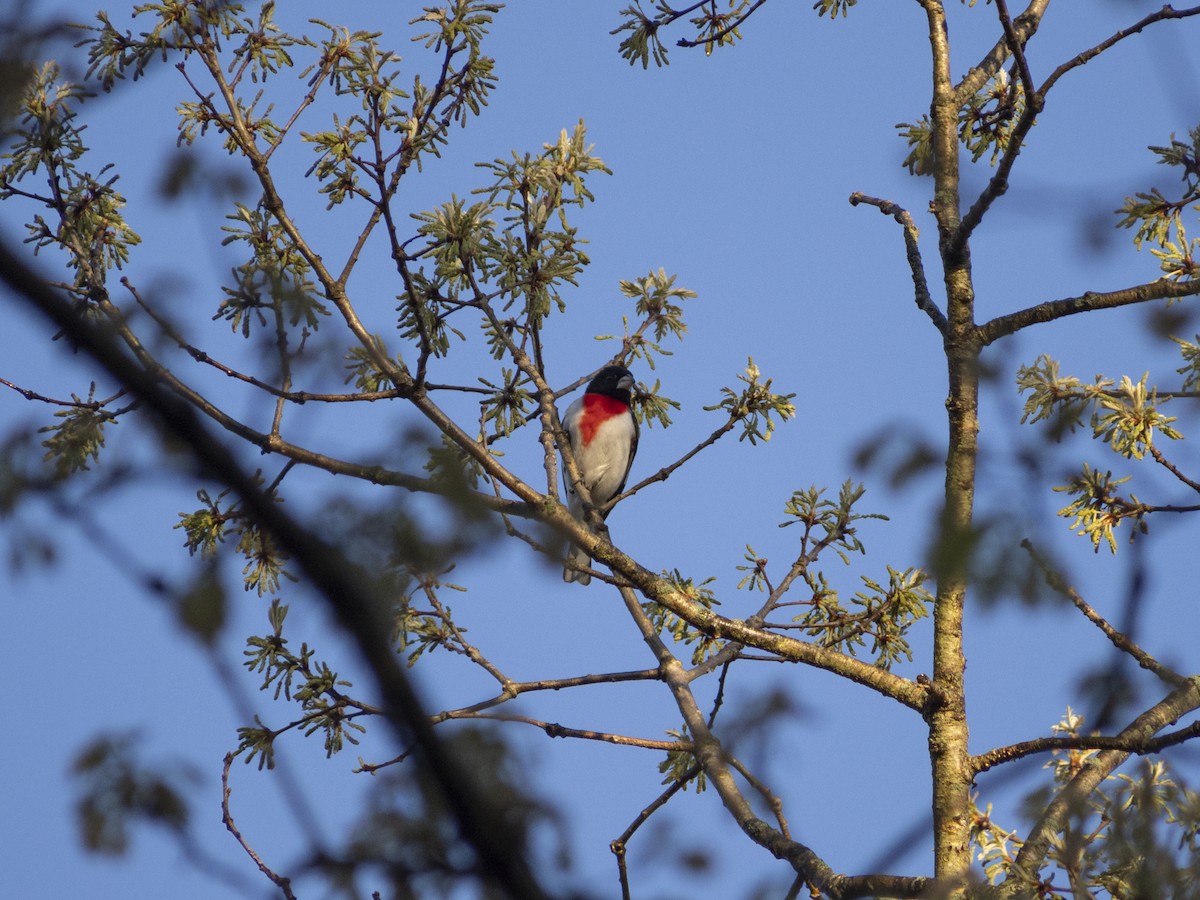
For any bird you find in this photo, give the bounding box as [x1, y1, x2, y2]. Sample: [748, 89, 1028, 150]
[561, 365, 639, 584]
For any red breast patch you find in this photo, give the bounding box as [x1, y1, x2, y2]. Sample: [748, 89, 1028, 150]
[579, 394, 627, 446]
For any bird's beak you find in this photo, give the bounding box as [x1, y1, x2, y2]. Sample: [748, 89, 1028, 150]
[617, 374, 634, 391]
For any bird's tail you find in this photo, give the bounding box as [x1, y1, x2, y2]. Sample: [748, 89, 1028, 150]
[563, 542, 592, 585]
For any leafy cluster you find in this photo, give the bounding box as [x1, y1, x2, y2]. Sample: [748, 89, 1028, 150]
[794, 565, 931, 669]
[1018, 355, 1193, 552]
[973, 710, 1200, 897]
[704, 357, 797, 444]
[38, 402, 111, 479]
[899, 69, 1024, 176]
[611, 0, 768, 68]
[1116, 126, 1200, 283]
[218, 201, 328, 337]
[391, 570, 473, 667]
[658, 721, 706, 790]
[0, 62, 140, 290]
[239, 600, 367, 766]
[176, 487, 295, 594]
[774, 482, 929, 669]
[642, 570, 724, 665]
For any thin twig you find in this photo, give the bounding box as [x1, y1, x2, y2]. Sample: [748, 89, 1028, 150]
[674, 0, 769, 48]
[978, 278, 1200, 345]
[446, 712, 690, 751]
[610, 763, 703, 900]
[1148, 445, 1200, 494]
[222, 753, 298, 900]
[848, 192, 945, 334]
[972, 720, 1200, 775]
[1021, 539, 1186, 687]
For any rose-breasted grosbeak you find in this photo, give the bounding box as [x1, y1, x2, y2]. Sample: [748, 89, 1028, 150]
[561, 365, 639, 584]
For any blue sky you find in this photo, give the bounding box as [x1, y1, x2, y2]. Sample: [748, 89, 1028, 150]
[3, 1, 1200, 897]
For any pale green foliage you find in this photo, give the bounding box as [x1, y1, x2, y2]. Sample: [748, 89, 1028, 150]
[793, 566, 931, 669]
[632, 377, 682, 430]
[776, 483, 928, 669]
[1090, 374, 1180, 460]
[611, 2, 673, 68]
[38, 404, 109, 478]
[1018, 356, 1187, 552]
[612, 0, 765, 68]
[401, 120, 609, 378]
[899, 69, 1022, 176]
[642, 570, 724, 665]
[735, 544, 769, 592]
[478, 368, 533, 438]
[343, 335, 406, 391]
[780, 481, 883, 561]
[218, 201, 328, 337]
[0, 63, 141, 288]
[972, 710, 1200, 896]
[240, 600, 365, 766]
[236, 519, 295, 596]
[1016, 354, 1098, 432]
[604, 267, 695, 369]
[1116, 126, 1200, 283]
[683, 0, 754, 56]
[970, 796, 1021, 888]
[705, 358, 796, 444]
[174, 488, 229, 559]
[658, 722, 706, 791]
[814, 0, 858, 20]
[175, 488, 296, 593]
[390, 572, 471, 666]
[1172, 334, 1200, 391]
[1053, 464, 1143, 554]
[475, 121, 609, 324]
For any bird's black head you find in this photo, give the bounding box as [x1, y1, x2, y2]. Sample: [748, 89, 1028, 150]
[586, 365, 635, 403]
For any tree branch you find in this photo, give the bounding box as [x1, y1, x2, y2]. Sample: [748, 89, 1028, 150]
[448, 712, 689, 751]
[222, 753, 297, 900]
[849, 192, 945, 334]
[674, 0, 770, 48]
[978, 278, 1200, 346]
[1038, 4, 1200, 99]
[1001, 677, 1200, 896]
[1021, 539, 1187, 688]
[951, 4, 1200, 260]
[0, 241, 555, 900]
[948, 0, 1043, 261]
[611, 762, 703, 900]
[972, 719, 1200, 775]
[617, 586, 930, 899]
[953, 0, 1051, 105]
[431, 669, 663, 719]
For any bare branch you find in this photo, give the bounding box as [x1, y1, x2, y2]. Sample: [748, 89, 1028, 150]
[1149, 445, 1200, 494]
[1022, 539, 1187, 687]
[611, 762, 703, 900]
[450, 712, 689, 751]
[978, 278, 1200, 346]
[432, 669, 663, 719]
[849, 193, 945, 333]
[972, 720, 1200, 775]
[222, 753, 299, 900]
[0, 377, 130, 415]
[1038, 4, 1200, 98]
